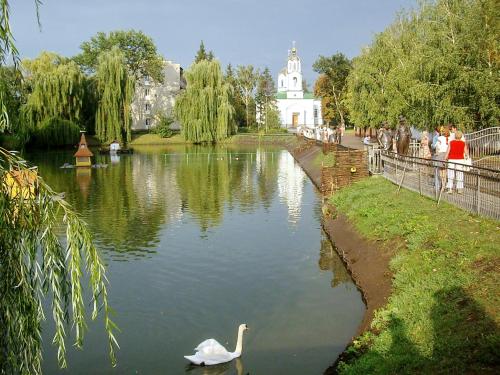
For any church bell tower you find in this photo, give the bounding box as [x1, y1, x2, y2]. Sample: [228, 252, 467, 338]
[285, 41, 303, 99]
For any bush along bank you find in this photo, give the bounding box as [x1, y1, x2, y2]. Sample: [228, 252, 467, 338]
[331, 177, 499, 374]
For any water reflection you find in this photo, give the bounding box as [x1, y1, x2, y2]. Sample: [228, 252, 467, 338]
[318, 233, 352, 288]
[185, 358, 244, 375]
[29, 147, 306, 253]
[32, 146, 364, 375]
[278, 151, 306, 226]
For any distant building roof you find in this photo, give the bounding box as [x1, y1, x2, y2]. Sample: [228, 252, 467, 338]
[74, 133, 94, 157]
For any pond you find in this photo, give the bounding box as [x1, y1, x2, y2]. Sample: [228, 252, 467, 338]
[29, 145, 365, 374]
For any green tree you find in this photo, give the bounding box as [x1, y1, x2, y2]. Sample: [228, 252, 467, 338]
[225, 63, 246, 127]
[236, 65, 258, 127]
[75, 30, 164, 82]
[95, 46, 135, 143]
[0, 3, 117, 373]
[194, 40, 214, 63]
[0, 65, 23, 133]
[255, 67, 281, 132]
[313, 53, 352, 127]
[175, 60, 236, 143]
[21, 52, 85, 131]
[346, 0, 500, 130]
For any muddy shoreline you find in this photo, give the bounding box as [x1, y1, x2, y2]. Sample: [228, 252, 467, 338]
[287, 140, 393, 373]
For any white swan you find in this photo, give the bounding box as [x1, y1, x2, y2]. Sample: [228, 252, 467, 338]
[184, 324, 249, 366]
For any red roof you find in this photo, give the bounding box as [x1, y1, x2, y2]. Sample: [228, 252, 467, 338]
[74, 133, 94, 157]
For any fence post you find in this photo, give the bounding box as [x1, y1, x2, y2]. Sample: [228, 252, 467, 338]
[475, 171, 481, 215]
[419, 166, 422, 195]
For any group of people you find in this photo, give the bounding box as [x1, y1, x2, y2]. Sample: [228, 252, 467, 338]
[298, 124, 344, 144]
[419, 124, 470, 194]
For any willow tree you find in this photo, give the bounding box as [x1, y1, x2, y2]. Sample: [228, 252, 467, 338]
[21, 52, 85, 130]
[95, 46, 135, 143]
[175, 60, 236, 143]
[1, 2, 118, 374]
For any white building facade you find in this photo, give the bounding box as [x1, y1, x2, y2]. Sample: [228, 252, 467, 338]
[276, 44, 322, 130]
[131, 60, 186, 130]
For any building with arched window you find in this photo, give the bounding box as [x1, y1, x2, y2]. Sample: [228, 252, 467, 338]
[276, 43, 322, 130]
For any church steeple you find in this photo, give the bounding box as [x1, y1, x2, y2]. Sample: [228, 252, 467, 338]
[277, 42, 304, 98]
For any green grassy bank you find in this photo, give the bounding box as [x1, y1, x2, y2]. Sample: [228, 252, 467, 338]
[331, 177, 499, 374]
[129, 132, 296, 146]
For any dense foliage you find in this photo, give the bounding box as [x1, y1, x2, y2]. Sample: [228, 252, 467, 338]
[194, 40, 215, 63]
[95, 46, 135, 143]
[255, 67, 281, 131]
[0, 2, 117, 374]
[346, 0, 500, 130]
[151, 114, 174, 138]
[224, 64, 246, 127]
[31, 116, 81, 147]
[236, 65, 257, 127]
[21, 52, 85, 131]
[75, 30, 164, 82]
[313, 53, 352, 126]
[0, 66, 22, 132]
[175, 60, 236, 143]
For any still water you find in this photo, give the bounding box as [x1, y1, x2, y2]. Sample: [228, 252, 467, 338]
[29, 145, 365, 375]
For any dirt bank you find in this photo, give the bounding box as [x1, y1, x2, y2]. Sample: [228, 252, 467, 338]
[288, 140, 393, 372]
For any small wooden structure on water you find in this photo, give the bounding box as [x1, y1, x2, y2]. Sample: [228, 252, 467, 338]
[74, 132, 93, 167]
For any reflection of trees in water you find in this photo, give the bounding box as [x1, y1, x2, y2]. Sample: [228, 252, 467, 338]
[176, 146, 281, 231]
[318, 232, 351, 288]
[31, 152, 167, 255]
[30, 147, 284, 248]
[79, 155, 167, 253]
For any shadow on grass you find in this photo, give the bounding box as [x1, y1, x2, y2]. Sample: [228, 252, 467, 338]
[332, 287, 499, 374]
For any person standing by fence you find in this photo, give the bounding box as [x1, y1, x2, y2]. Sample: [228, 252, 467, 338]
[444, 131, 469, 194]
[419, 131, 432, 159]
[434, 127, 450, 193]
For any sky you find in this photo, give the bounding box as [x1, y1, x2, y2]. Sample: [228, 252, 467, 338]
[12, 0, 416, 85]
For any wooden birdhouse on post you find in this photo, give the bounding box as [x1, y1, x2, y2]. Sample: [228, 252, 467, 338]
[74, 131, 93, 167]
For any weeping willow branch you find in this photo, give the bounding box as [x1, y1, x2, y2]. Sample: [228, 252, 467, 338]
[175, 60, 236, 143]
[21, 52, 85, 130]
[0, 147, 118, 374]
[95, 46, 135, 144]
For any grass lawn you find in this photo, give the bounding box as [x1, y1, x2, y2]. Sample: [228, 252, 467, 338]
[129, 132, 297, 146]
[129, 133, 186, 145]
[331, 177, 499, 374]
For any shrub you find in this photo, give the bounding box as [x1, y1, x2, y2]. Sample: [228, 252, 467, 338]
[32, 117, 81, 148]
[151, 115, 174, 138]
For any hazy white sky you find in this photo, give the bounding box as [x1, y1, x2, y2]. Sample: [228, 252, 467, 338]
[12, 0, 415, 83]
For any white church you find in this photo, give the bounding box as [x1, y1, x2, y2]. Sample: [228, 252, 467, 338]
[276, 43, 323, 130]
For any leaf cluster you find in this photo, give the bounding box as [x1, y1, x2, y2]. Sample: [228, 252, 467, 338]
[95, 46, 135, 144]
[75, 30, 164, 82]
[346, 0, 500, 131]
[0, 148, 118, 374]
[175, 60, 236, 143]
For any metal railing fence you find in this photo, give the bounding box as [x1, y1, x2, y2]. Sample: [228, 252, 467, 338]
[380, 151, 500, 220]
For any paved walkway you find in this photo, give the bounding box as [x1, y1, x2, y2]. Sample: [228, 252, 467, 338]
[340, 133, 366, 150]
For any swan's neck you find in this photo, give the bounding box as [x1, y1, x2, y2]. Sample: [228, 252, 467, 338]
[234, 327, 245, 355]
